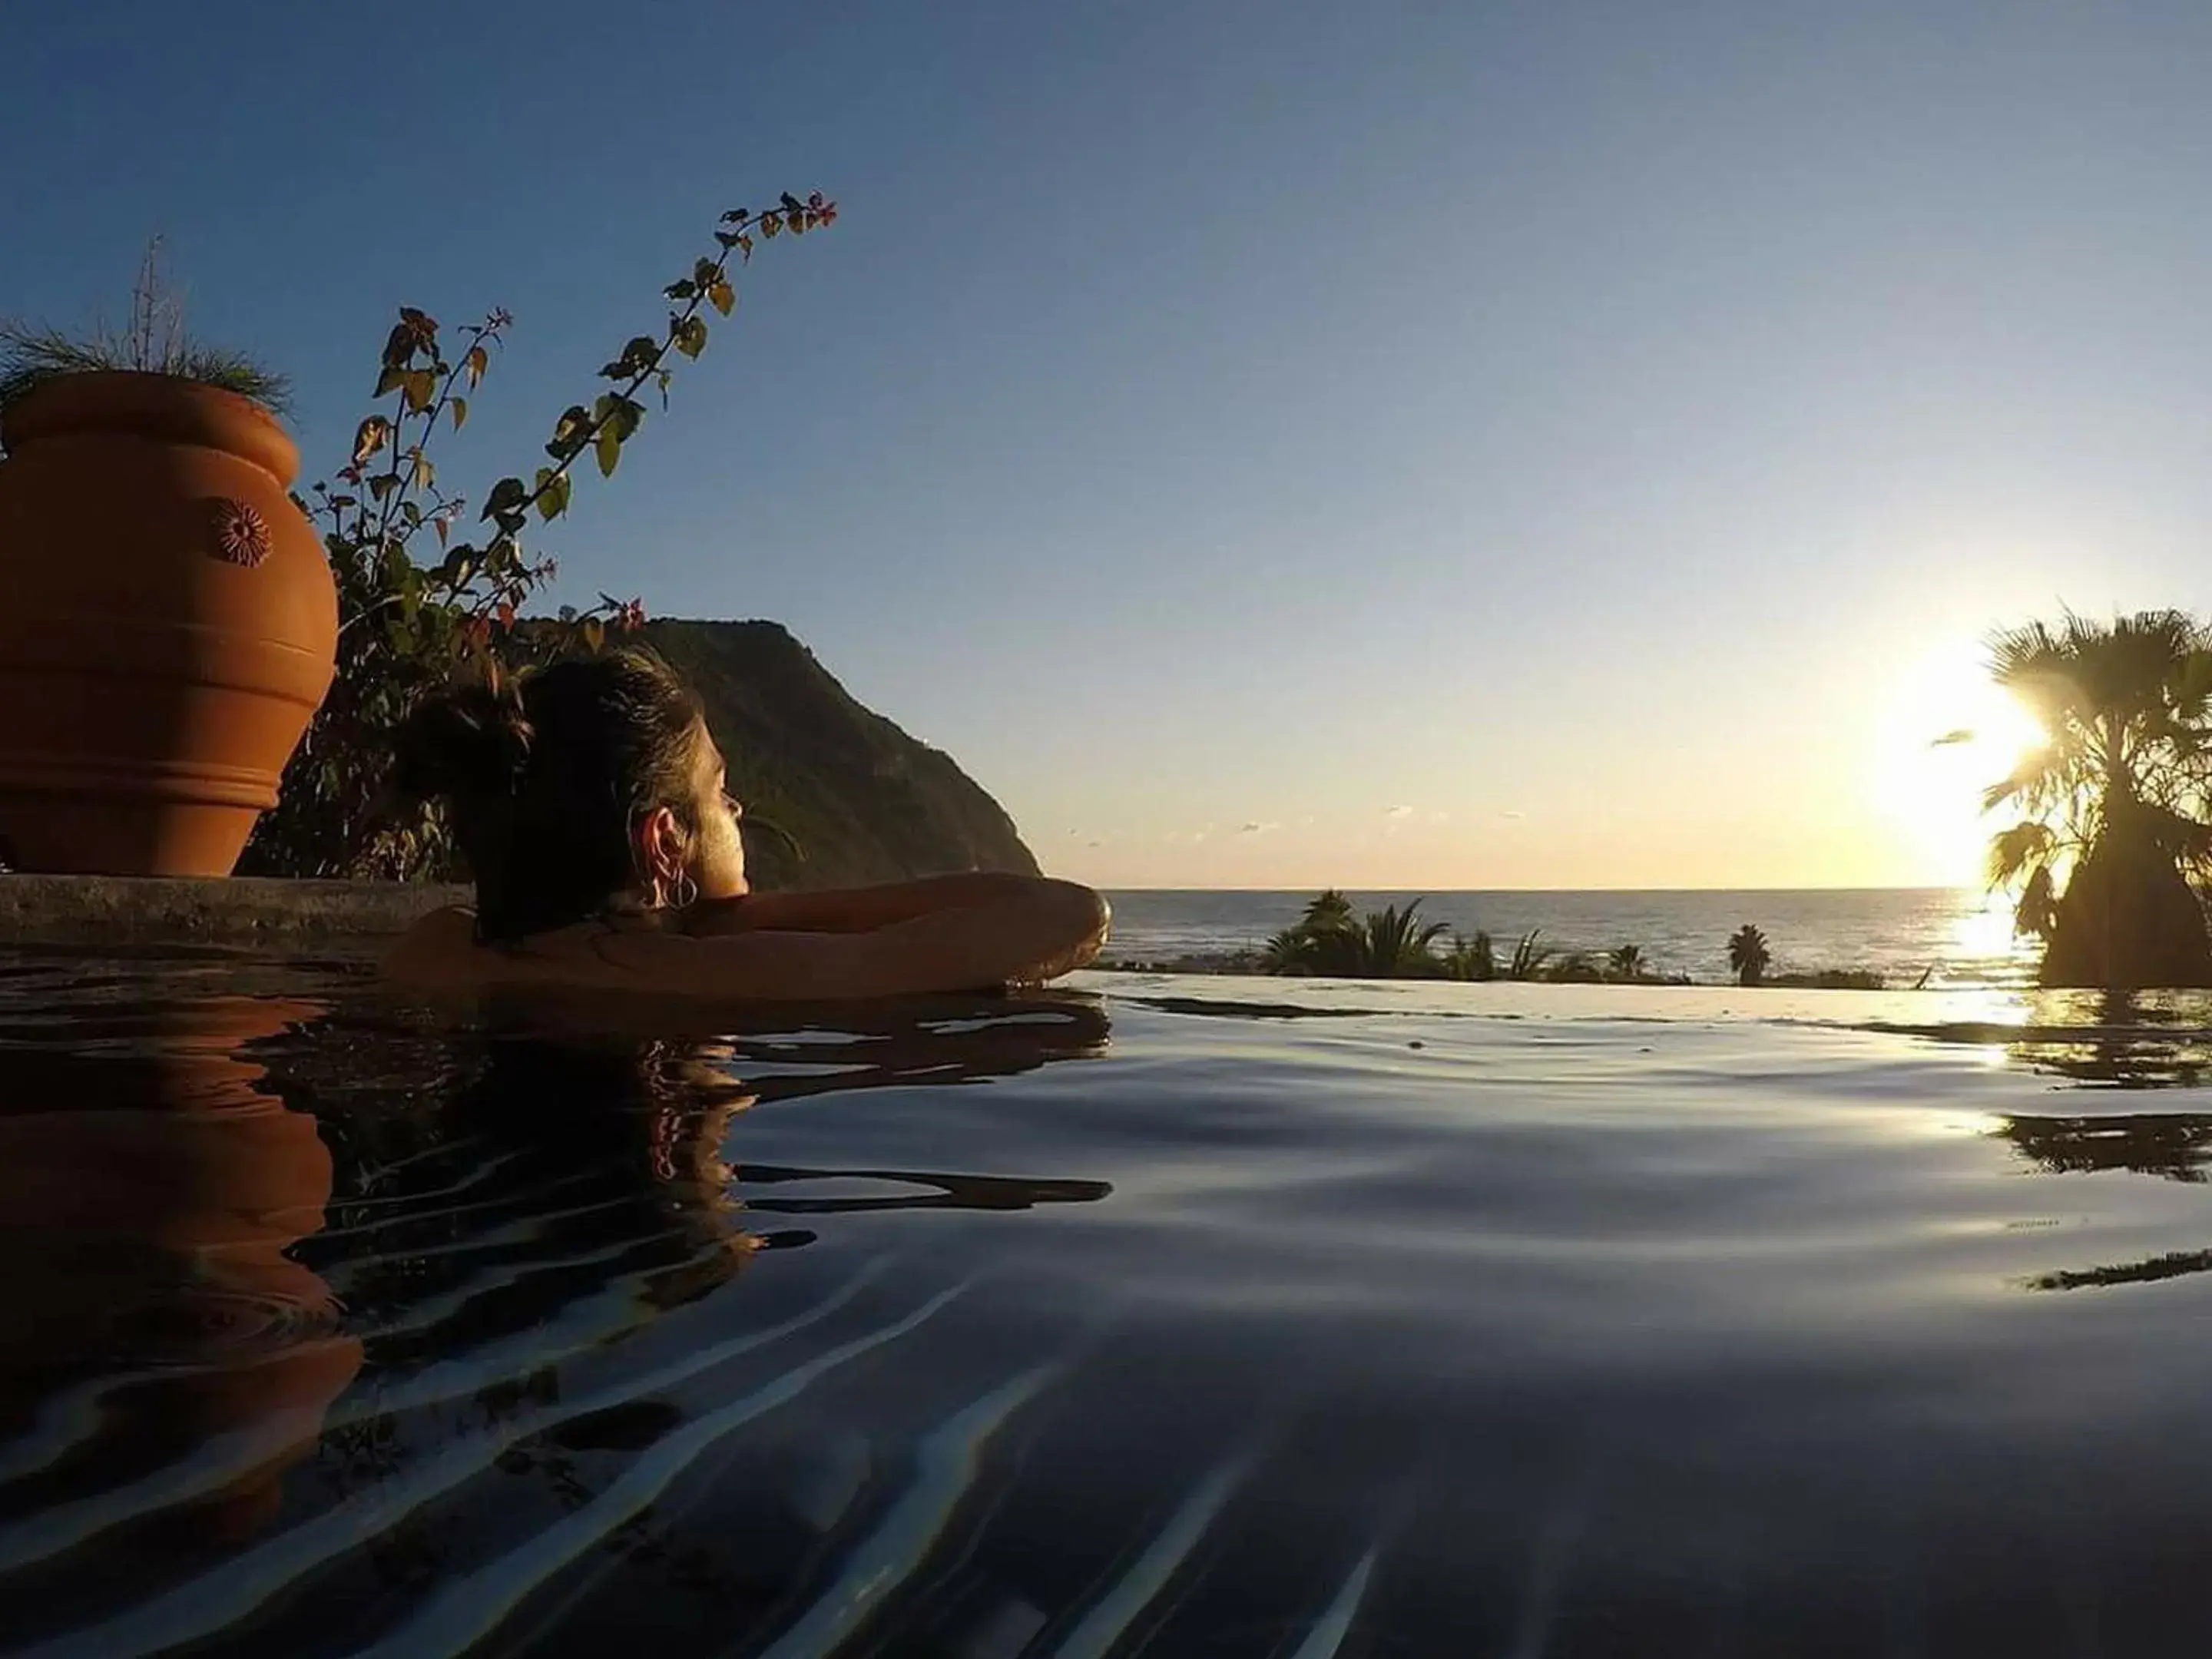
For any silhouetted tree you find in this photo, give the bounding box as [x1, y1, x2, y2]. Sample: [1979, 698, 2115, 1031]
[1440, 930, 1496, 982]
[1505, 929, 1554, 981]
[1346, 900, 1449, 976]
[1727, 924, 1770, 987]
[1983, 610, 2212, 988]
[1260, 892, 1444, 979]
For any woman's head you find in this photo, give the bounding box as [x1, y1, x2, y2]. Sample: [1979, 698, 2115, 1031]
[394, 649, 746, 940]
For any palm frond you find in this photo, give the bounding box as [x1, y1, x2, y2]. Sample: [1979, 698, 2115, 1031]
[1986, 820, 2058, 888]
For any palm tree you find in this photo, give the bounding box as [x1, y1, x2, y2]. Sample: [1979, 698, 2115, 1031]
[1440, 930, 1496, 982]
[1983, 610, 2212, 988]
[1343, 899, 1448, 977]
[1260, 927, 1313, 975]
[1505, 929, 1553, 981]
[1727, 924, 1770, 987]
[1609, 943, 1645, 982]
[1300, 889, 1356, 934]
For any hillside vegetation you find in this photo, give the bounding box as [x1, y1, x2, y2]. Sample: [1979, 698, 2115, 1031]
[643, 619, 1038, 890]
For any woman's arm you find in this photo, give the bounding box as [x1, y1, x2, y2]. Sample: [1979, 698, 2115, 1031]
[683, 873, 1039, 937]
[618, 878, 1110, 999]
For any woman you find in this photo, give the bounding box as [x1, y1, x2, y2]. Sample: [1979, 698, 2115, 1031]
[382, 650, 1108, 998]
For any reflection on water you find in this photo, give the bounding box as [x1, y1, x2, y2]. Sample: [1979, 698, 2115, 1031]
[25, 956, 2212, 1651]
[0, 995, 361, 1554]
[0, 963, 1114, 1655]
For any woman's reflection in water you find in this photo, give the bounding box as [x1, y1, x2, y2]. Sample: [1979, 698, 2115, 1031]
[0, 988, 1111, 1651]
[295, 991, 1112, 1507]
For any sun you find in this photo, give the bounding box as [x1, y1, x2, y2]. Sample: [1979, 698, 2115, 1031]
[1871, 640, 2051, 884]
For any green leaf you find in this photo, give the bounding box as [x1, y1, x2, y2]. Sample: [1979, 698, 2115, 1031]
[451, 396, 468, 432]
[410, 452, 435, 492]
[374, 366, 406, 399]
[674, 316, 707, 359]
[402, 369, 435, 414]
[465, 344, 489, 387]
[584, 617, 606, 654]
[594, 423, 622, 478]
[693, 257, 718, 287]
[535, 469, 571, 522]
[367, 473, 399, 500]
[707, 280, 734, 316]
[663, 279, 697, 301]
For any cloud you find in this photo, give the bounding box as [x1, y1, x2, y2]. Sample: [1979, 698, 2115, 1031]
[1499, 810, 1525, 820]
[1384, 804, 1414, 820]
[1238, 820, 1281, 836]
[1429, 811, 1450, 823]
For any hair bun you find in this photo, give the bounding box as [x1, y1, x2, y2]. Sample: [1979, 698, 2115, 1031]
[391, 682, 534, 806]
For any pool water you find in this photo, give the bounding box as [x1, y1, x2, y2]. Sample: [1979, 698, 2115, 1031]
[7, 950, 2212, 1655]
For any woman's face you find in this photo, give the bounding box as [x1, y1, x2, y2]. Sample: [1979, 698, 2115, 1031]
[684, 723, 748, 899]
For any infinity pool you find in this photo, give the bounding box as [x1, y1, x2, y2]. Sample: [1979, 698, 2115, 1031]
[7, 949, 2212, 1655]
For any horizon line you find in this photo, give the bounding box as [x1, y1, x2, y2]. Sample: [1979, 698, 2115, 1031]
[1084, 882, 1986, 895]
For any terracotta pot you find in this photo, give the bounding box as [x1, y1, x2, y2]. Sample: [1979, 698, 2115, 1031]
[0, 371, 336, 875]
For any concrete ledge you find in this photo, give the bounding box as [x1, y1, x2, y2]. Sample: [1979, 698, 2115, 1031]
[0, 875, 471, 944]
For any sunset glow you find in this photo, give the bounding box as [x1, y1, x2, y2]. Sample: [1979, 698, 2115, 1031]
[1872, 641, 2051, 886]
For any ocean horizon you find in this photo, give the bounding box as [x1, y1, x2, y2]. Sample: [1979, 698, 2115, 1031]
[1098, 885, 2038, 988]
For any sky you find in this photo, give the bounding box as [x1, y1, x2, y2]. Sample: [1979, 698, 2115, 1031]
[10, 2, 2212, 890]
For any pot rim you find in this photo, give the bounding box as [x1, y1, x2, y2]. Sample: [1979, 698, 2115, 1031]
[0, 369, 299, 487]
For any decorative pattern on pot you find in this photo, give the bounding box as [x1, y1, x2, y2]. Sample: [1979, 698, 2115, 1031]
[209, 498, 273, 568]
[0, 371, 339, 876]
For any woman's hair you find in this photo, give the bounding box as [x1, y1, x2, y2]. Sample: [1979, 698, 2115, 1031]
[393, 649, 708, 941]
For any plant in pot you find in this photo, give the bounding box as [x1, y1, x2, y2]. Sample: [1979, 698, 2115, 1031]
[240, 190, 837, 880]
[0, 192, 835, 882]
[0, 244, 333, 877]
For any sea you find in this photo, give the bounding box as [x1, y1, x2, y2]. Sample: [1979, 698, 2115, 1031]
[1099, 886, 2041, 988]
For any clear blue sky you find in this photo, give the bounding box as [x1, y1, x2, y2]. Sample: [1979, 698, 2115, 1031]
[11, 2, 2212, 889]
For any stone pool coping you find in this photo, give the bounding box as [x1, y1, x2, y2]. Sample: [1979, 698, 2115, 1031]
[0, 875, 470, 943]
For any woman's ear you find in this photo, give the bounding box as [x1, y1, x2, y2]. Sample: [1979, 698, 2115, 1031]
[631, 804, 687, 895]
